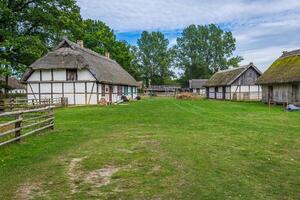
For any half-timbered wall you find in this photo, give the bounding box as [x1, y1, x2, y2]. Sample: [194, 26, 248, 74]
[207, 85, 261, 101]
[206, 66, 261, 101]
[26, 69, 137, 105]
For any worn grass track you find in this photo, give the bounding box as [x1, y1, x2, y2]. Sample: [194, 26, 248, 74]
[0, 98, 299, 199]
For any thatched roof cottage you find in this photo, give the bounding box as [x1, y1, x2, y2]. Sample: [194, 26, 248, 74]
[21, 38, 138, 104]
[204, 63, 262, 100]
[256, 49, 300, 104]
[0, 76, 26, 94]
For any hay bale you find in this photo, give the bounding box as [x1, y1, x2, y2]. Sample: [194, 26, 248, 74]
[176, 93, 195, 100]
[99, 98, 108, 106]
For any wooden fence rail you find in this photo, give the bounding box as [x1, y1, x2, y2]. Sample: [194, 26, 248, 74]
[0, 97, 67, 112]
[0, 106, 54, 147]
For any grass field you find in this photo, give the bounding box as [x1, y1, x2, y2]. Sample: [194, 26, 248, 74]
[0, 98, 299, 200]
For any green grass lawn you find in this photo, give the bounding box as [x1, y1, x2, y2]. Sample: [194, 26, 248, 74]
[0, 98, 299, 200]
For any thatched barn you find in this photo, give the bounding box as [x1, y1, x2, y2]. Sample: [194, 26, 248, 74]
[189, 79, 208, 96]
[256, 50, 300, 104]
[21, 38, 138, 104]
[0, 76, 26, 94]
[204, 63, 262, 100]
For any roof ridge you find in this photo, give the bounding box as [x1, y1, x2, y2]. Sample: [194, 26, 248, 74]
[63, 38, 118, 64]
[280, 49, 300, 58]
[216, 65, 248, 73]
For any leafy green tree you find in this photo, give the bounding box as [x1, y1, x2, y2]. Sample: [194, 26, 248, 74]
[0, 0, 82, 93]
[135, 31, 173, 87]
[175, 24, 243, 85]
[82, 19, 140, 80]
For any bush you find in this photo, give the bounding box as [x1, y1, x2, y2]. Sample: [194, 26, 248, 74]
[135, 96, 141, 100]
[149, 92, 157, 97]
[121, 95, 129, 102]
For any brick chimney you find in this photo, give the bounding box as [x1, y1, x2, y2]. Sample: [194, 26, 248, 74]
[105, 52, 110, 59]
[77, 40, 84, 48]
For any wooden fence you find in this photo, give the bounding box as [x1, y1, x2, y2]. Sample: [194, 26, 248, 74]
[0, 106, 54, 147]
[0, 97, 67, 112]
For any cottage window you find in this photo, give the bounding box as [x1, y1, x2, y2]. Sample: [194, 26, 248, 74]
[124, 86, 128, 95]
[101, 84, 105, 97]
[66, 69, 77, 81]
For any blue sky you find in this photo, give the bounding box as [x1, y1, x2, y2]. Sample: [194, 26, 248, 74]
[77, 0, 300, 72]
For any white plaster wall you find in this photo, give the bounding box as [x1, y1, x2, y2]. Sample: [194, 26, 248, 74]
[53, 69, 66, 81]
[29, 83, 39, 93]
[28, 71, 40, 81]
[41, 94, 51, 100]
[250, 85, 261, 92]
[53, 83, 62, 93]
[75, 83, 85, 93]
[27, 94, 35, 100]
[75, 94, 85, 104]
[87, 82, 97, 93]
[231, 86, 238, 93]
[42, 70, 51, 81]
[64, 94, 74, 104]
[53, 94, 63, 99]
[40, 83, 51, 92]
[98, 83, 102, 94]
[78, 69, 96, 81]
[64, 83, 74, 93]
[89, 94, 97, 104]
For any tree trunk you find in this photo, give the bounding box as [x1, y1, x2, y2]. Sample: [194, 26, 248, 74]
[4, 64, 9, 95]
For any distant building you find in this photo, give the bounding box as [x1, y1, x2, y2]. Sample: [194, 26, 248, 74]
[21, 38, 138, 104]
[0, 76, 26, 94]
[257, 49, 300, 104]
[145, 85, 180, 96]
[204, 63, 262, 100]
[189, 79, 208, 96]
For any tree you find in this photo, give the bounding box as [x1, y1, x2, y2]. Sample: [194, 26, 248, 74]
[0, 0, 82, 93]
[82, 19, 140, 80]
[135, 31, 173, 87]
[175, 24, 243, 85]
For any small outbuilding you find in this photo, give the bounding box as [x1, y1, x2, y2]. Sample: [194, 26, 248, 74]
[204, 63, 262, 100]
[0, 76, 26, 94]
[256, 49, 300, 104]
[189, 79, 208, 96]
[21, 38, 139, 104]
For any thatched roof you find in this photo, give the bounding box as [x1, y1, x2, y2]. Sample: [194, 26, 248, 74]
[257, 50, 300, 85]
[22, 38, 138, 86]
[0, 76, 25, 89]
[204, 63, 261, 87]
[189, 79, 208, 88]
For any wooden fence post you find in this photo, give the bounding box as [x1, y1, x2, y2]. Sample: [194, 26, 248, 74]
[49, 107, 54, 130]
[0, 99, 4, 112]
[15, 113, 22, 141]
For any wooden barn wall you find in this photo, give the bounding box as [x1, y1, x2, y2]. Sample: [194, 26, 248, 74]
[261, 83, 300, 104]
[26, 69, 137, 104]
[232, 67, 260, 86]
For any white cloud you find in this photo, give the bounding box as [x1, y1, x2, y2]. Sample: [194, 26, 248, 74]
[77, 0, 300, 72]
[77, 0, 300, 31]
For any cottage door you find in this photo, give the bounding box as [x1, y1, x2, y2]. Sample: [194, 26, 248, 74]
[292, 85, 299, 103]
[268, 86, 273, 103]
[109, 85, 113, 103]
[222, 86, 226, 100]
